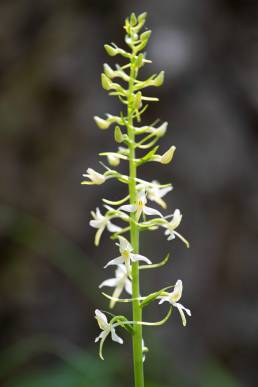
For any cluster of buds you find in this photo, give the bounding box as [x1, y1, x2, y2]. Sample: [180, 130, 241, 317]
[82, 12, 191, 365]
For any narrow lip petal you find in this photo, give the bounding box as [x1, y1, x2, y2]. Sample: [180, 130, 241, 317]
[104, 256, 124, 268]
[143, 206, 162, 217]
[99, 278, 118, 288]
[131, 253, 152, 264]
[119, 204, 137, 213]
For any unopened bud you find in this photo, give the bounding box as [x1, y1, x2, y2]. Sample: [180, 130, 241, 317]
[140, 30, 152, 42]
[134, 92, 142, 110]
[155, 122, 168, 137]
[130, 13, 137, 26]
[94, 116, 110, 129]
[153, 71, 165, 87]
[104, 44, 118, 57]
[103, 63, 115, 79]
[114, 126, 123, 143]
[160, 146, 176, 164]
[107, 154, 120, 167]
[101, 73, 112, 90]
[138, 12, 147, 24]
[135, 53, 144, 68]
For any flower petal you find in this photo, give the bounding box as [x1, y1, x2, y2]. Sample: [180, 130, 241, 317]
[143, 206, 162, 217]
[111, 327, 123, 344]
[99, 278, 118, 288]
[107, 222, 121, 233]
[131, 254, 152, 264]
[104, 256, 124, 268]
[119, 204, 137, 213]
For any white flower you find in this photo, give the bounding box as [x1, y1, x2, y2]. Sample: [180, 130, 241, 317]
[163, 209, 189, 247]
[104, 236, 152, 274]
[146, 181, 172, 209]
[158, 280, 191, 326]
[95, 309, 123, 360]
[90, 208, 121, 246]
[99, 264, 132, 308]
[82, 168, 106, 185]
[119, 190, 162, 220]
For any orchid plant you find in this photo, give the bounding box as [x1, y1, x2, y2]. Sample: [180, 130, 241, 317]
[82, 12, 191, 387]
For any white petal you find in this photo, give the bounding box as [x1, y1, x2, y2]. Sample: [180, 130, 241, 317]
[118, 236, 133, 253]
[111, 327, 123, 344]
[99, 278, 118, 288]
[143, 206, 162, 216]
[119, 204, 137, 213]
[104, 256, 124, 268]
[174, 303, 187, 327]
[107, 222, 121, 233]
[95, 330, 106, 343]
[95, 309, 108, 325]
[90, 219, 104, 229]
[131, 254, 152, 264]
[125, 279, 132, 295]
[158, 296, 170, 304]
[176, 302, 191, 317]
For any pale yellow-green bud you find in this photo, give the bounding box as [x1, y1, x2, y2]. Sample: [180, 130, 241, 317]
[103, 63, 115, 79]
[107, 154, 120, 167]
[134, 92, 142, 110]
[135, 53, 144, 68]
[140, 30, 152, 42]
[101, 73, 112, 90]
[130, 13, 137, 26]
[94, 116, 110, 129]
[153, 71, 165, 87]
[160, 146, 176, 164]
[138, 12, 147, 23]
[155, 122, 168, 137]
[114, 126, 123, 143]
[104, 44, 118, 56]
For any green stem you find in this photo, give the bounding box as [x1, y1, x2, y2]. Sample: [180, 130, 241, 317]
[127, 54, 144, 387]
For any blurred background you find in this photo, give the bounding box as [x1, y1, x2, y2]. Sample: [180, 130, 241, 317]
[0, 0, 258, 386]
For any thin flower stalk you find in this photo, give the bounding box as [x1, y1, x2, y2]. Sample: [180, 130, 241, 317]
[82, 12, 191, 387]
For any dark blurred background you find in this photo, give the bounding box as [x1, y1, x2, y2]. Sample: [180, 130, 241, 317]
[0, 0, 258, 386]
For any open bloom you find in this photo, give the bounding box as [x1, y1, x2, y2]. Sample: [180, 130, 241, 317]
[158, 280, 191, 326]
[163, 209, 189, 247]
[104, 236, 152, 274]
[119, 190, 162, 220]
[82, 168, 106, 185]
[146, 181, 172, 209]
[90, 208, 121, 246]
[95, 309, 123, 360]
[99, 264, 132, 308]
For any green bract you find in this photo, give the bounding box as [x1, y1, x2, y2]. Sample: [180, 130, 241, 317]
[82, 12, 191, 387]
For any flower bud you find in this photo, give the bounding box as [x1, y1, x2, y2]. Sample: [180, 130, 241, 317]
[160, 146, 176, 164]
[138, 12, 147, 24]
[153, 71, 165, 87]
[155, 122, 168, 137]
[134, 91, 142, 110]
[103, 63, 115, 79]
[94, 116, 110, 130]
[135, 53, 144, 68]
[107, 154, 120, 167]
[114, 126, 123, 143]
[130, 13, 137, 26]
[101, 73, 112, 90]
[104, 44, 118, 56]
[140, 30, 152, 42]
